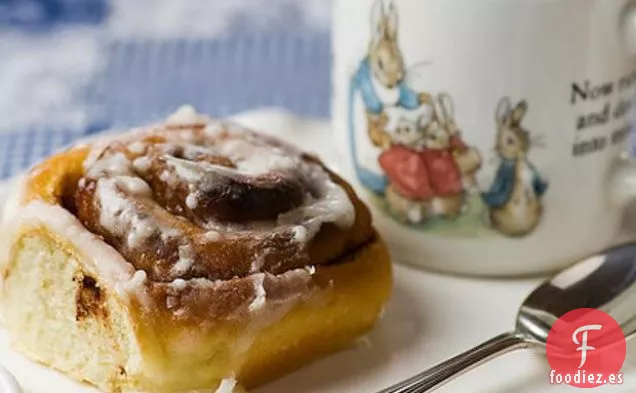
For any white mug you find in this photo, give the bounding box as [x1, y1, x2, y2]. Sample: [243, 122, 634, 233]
[332, 0, 636, 276]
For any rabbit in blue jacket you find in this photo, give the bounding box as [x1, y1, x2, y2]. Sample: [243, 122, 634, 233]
[481, 98, 548, 237]
[351, 0, 432, 150]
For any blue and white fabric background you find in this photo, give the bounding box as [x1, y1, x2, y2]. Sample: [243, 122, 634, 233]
[0, 0, 332, 179]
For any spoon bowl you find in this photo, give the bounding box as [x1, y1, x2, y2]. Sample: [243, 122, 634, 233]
[518, 242, 636, 345]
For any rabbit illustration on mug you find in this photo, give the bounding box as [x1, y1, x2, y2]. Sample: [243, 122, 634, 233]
[379, 93, 484, 223]
[481, 98, 549, 237]
[351, 0, 432, 151]
[379, 114, 432, 223]
[435, 94, 482, 193]
[418, 95, 469, 219]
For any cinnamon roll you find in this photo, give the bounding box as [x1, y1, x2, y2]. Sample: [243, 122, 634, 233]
[0, 106, 392, 393]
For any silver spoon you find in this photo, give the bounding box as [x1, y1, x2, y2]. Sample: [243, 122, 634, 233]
[378, 242, 636, 393]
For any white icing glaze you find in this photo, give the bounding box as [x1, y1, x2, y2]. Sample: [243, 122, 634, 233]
[118, 270, 148, 296]
[81, 125, 157, 170]
[86, 152, 132, 178]
[170, 278, 188, 291]
[161, 227, 182, 241]
[249, 252, 267, 274]
[214, 378, 237, 393]
[126, 217, 156, 249]
[127, 141, 146, 155]
[304, 265, 316, 276]
[0, 178, 25, 276]
[173, 245, 195, 276]
[165, 156, 219, 184]
[185, 192, 199, 209]
[0, 175, 25, 230]
[248, 274, 267, 313]
[3, 199, 136, 291]
[166, 295, 178, 310]
[203, 120, 225, 138]
[178, 143, 218, 160]
[291, 225, 308, 243]
[298, 161, 356, 229]
[115, 176, 152, 196]
[238, 150, 296, 175]
[84, 106, 356, 254]
[97, 178, 158, 250]
[179, 130, 196, 142]
[82, 135, 122, 170]
[159, 170, 172, 184]
[132, 156, 151, 173]
[202, 230, 221, 242]
[166, 104, 210, 126]
[216, 139, 298, 175]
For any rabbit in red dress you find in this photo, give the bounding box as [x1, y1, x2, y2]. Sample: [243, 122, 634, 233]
[379, 117, 433, 223]
[379, 95, 481, 223]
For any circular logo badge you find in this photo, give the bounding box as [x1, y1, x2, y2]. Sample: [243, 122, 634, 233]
[546, 308, 626, 388]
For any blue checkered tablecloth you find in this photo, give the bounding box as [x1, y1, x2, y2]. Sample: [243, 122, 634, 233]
[0, 0, 332, 180]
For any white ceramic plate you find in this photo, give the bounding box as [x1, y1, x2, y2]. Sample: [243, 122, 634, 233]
[1, 111, 636, 392]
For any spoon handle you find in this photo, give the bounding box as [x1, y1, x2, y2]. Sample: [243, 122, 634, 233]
[377, 332, 529, 393]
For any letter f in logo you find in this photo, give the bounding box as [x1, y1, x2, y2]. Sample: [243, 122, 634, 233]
[573, 324, 603, 368]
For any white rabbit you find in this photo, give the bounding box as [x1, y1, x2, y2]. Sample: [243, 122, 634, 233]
[384, 104, 433, 138]
[390, 112, 433, 147]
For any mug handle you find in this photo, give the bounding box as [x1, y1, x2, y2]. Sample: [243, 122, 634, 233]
[621, 0, 636, 55]
[610, 1, 636, 243]
[610, 153, 636, 244]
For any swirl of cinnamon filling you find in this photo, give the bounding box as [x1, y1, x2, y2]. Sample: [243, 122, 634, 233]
[72, 115, 373, 287]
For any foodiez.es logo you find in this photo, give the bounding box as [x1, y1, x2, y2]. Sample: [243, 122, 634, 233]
[573, 324, 602, 369]
[546, 309, 626, 388]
